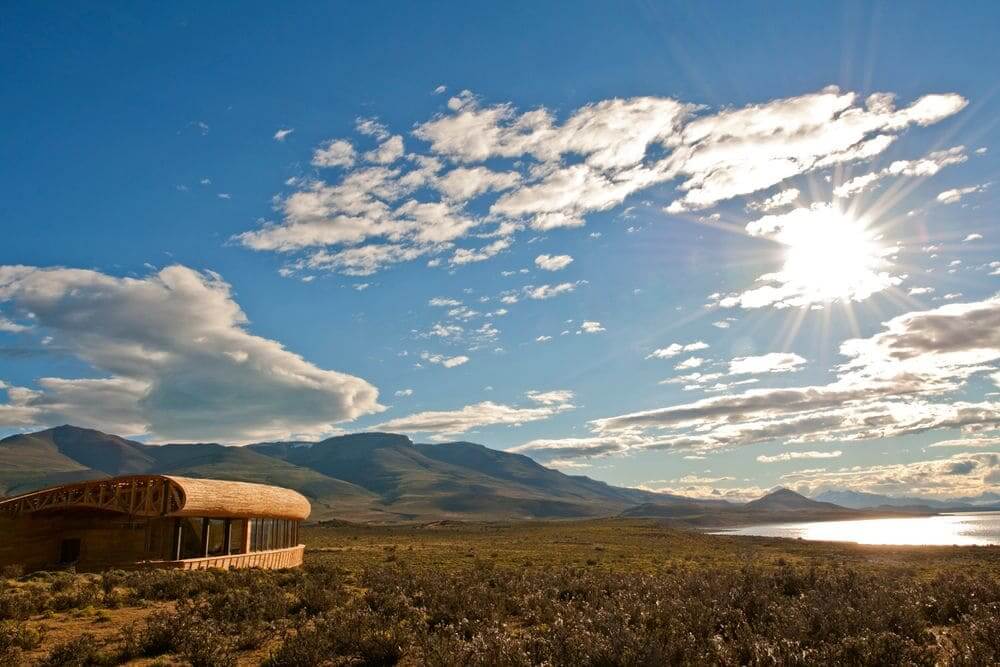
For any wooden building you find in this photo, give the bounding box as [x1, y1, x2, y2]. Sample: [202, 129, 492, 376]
[0, 475, 310, 572]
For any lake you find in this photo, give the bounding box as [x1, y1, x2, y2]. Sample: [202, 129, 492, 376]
[714, 511, 1000, 546]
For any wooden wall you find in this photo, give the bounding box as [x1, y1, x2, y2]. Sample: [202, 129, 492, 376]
[0, 510, 151, 571]
[0, 512, 303, 572]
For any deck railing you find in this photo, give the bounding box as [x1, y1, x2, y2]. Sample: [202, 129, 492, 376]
[143, 544, 304, 570]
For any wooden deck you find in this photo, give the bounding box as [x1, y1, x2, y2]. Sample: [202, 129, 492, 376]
[144, 544, 305, 570]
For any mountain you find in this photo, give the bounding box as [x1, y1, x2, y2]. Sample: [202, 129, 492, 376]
[7, 426, 933, 525]
[621, 488, 851, 524]
[251, 433, 668, 519]
[141, 443, 384, 520]
[813, 489, 998, 511]
[1, 426, 665, 521]
[0, 425, 151, 495]
[744, 488, 843, 512]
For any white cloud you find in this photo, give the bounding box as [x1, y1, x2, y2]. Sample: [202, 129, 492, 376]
[436, 166, 521, 201]
[779, 453, 1000, 499]
[237, 86, 966, 277]
[833, 146, 966, 198]
[511, 438, 626, 460]
[530, 211, 586, 231]
[666, 88, 967, 211]
[420, 351, 469, 368]
[580, 320, 605, 333]
[374, 397, 574, 437]
[524, 282, 577, 300]
[0, 265, 382, 442]
[909, 287, 935, 296]
[937, 184, 988, 204]
[450, 238, 511, 266]
[535, 335, 552, 343]
[363, 135, 405, 164]
[273, 128, 294, 141]
[586, 296, 1000, 454]
[534, 254, 573, 271]
[674, 356, 705, 370]
[312, 139, 356, 168]
[526, 389, 575, 405]
[429, 297, 463, 307]
[963, 233, 983, 242]
[756, 450, 842, 463]
[748, 188, 800, 212]
[647, 341, 709, 359]
[0, 316, 30, 333]
[394, 388, 414, 397]
[356, 117, 389, 140]
[729, 352, 806, 375]
[928, 436, 1000, 448]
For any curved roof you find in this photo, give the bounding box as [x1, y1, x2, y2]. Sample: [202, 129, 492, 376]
[0, 475, 310, 521]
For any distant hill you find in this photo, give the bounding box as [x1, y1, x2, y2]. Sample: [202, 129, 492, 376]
[251, 432, 668, 520]
[1, 426, 665, 521]
[814, 489, 998, 511]
[618, 488, 922, 526]
[0, 425, 141, 495]
[4, 426, 949, 525]
[744, 488, 842, 512]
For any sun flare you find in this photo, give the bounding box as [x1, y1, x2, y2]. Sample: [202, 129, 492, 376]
[772, 208, 893, 305]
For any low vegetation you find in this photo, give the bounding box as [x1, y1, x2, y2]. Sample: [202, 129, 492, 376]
[1, 520, 998, 665]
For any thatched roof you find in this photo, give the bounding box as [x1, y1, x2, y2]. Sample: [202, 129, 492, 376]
[166, 475, 310, 520]
[0, 475, 310, 521]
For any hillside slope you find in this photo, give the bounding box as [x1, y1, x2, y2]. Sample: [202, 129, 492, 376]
[2, 426, 669, 520]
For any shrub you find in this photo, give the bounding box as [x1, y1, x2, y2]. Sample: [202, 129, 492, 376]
[38, 633, 110, 667]
[0, 619, 44, 663]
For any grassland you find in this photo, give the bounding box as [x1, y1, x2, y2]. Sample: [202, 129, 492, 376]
[2, 519, 999, 665]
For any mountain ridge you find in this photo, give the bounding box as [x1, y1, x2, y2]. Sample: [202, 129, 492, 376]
[3, 426, 964, 523]
[0, 426, 672, 521]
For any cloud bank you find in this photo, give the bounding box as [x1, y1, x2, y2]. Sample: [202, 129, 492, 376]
[0, 265, 382, 442]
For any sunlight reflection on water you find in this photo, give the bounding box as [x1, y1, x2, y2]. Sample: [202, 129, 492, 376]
[713, 512, 1000, 546]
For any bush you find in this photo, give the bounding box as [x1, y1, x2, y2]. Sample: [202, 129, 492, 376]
[38, 633, 110, 667]
[0, 619, 44, 664]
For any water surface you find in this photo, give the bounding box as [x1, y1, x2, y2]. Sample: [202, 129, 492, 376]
[713, 511, 1000, 546]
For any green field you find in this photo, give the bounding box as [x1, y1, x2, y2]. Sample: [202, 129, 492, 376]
[2, 520, 999, 665]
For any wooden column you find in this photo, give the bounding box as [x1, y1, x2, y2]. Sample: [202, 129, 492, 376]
[223, 519, 232, 555]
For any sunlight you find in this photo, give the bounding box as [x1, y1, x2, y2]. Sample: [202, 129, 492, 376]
[775, 208, 891, 304]
[720, 512, 1000, 546]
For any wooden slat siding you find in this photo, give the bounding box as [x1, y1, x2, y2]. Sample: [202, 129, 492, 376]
[0, 475, 310, 521]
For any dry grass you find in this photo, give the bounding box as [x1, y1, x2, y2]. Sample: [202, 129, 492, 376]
[1, 519, 998, 665]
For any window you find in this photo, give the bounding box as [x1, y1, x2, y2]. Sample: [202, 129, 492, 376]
[176, 518, 204, 559]
[229, 519, 246, 555]
[206, 519, 227, 556]
[244, 518, 301, 551]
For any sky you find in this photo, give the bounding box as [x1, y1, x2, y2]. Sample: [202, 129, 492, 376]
[1, 2, 998, 501]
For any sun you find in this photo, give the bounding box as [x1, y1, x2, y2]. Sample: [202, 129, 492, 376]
[773, 207, 894, 305]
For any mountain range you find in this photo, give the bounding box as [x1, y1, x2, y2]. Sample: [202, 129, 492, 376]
[0, 425, 984, 523]
[0, 425, 684, 522]
[814, 489, 1000, 510]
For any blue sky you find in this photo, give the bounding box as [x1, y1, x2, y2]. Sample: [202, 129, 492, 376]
[2, 2, 998, 500]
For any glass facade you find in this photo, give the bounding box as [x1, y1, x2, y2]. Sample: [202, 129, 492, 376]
[249, 518, 299, 551]
[170, 517, 300, 560]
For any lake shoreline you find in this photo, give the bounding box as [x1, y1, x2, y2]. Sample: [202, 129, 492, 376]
[709, 510, 1000, 547]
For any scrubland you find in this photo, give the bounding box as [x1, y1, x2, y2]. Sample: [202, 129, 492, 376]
[2, 519, 998, 666]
